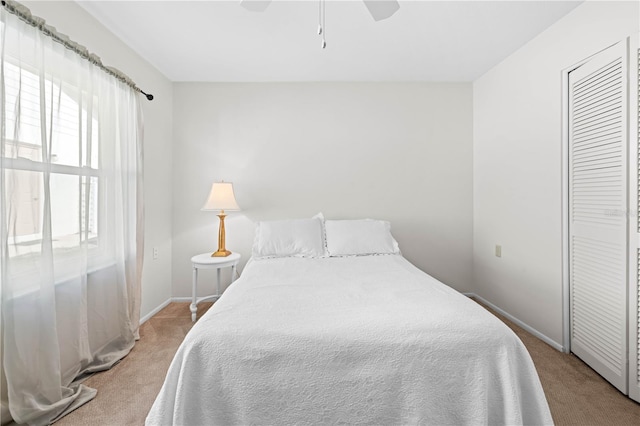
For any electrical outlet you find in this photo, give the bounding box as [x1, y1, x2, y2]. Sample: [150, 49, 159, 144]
[495, 244, 502, 258]
[153, 247, 158, 260]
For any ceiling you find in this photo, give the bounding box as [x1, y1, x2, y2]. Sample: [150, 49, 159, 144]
[76, 0, 583, 82]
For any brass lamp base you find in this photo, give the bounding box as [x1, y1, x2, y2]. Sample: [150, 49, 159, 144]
[211, 212, 232, 257]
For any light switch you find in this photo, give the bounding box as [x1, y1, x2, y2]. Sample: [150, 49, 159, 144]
[495, 244, 502, 258]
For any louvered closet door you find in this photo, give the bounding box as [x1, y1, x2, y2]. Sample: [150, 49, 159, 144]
[569, 40, 628, 394]
[629, 34, 640, 403]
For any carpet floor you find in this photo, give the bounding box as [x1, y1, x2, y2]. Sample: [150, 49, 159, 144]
[54, 301, 640, 426]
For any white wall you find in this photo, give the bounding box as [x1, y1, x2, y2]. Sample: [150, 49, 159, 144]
[473, 0, 639, 347]
[172, 83, 473, 298]
[21, 1, 174, 320]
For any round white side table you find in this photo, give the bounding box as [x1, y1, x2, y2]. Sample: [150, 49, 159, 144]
[190, 252, 241, 322]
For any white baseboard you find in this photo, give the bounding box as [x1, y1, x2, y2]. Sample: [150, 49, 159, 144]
[465, 293, 565, 352]
[140, 297, 209, 324]
[140, 298, 172, 325]
[140, 297, 195, 324]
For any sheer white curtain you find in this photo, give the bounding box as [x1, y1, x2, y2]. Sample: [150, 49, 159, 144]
[0, 3, 144, 425]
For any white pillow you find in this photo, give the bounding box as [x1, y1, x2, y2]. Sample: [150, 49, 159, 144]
[325, 219, 400, 257]
[252, 216, 326, 259]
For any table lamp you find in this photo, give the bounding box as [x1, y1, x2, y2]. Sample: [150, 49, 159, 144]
[201, 181, 241, 257]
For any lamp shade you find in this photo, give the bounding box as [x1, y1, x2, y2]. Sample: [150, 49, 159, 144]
[201, 182, 241, 211]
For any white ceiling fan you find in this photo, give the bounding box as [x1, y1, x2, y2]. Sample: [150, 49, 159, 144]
[239, 0, 401, 48]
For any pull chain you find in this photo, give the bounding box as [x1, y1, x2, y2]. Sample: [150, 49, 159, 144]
[318, 0, 323, 35]
[318, 0, 326, 49]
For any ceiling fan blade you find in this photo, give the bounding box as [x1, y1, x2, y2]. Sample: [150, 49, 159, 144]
[240, 0, 272, 12]
[362, 0, 400, 21]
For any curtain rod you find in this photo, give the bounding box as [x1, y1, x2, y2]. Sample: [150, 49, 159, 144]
[1, 0, 154, 101]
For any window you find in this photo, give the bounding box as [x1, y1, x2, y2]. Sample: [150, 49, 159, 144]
[3, 61, 102, 266]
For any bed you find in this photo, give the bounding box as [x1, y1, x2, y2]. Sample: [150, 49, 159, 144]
[146, 218, 553, 425]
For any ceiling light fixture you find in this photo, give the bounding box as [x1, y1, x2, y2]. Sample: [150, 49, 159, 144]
[240, 0, 400, 49]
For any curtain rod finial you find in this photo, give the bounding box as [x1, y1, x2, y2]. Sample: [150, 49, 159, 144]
[140, 90, 154, 101]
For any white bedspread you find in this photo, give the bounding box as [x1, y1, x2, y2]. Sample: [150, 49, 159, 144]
[146, 255, 553, 425]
